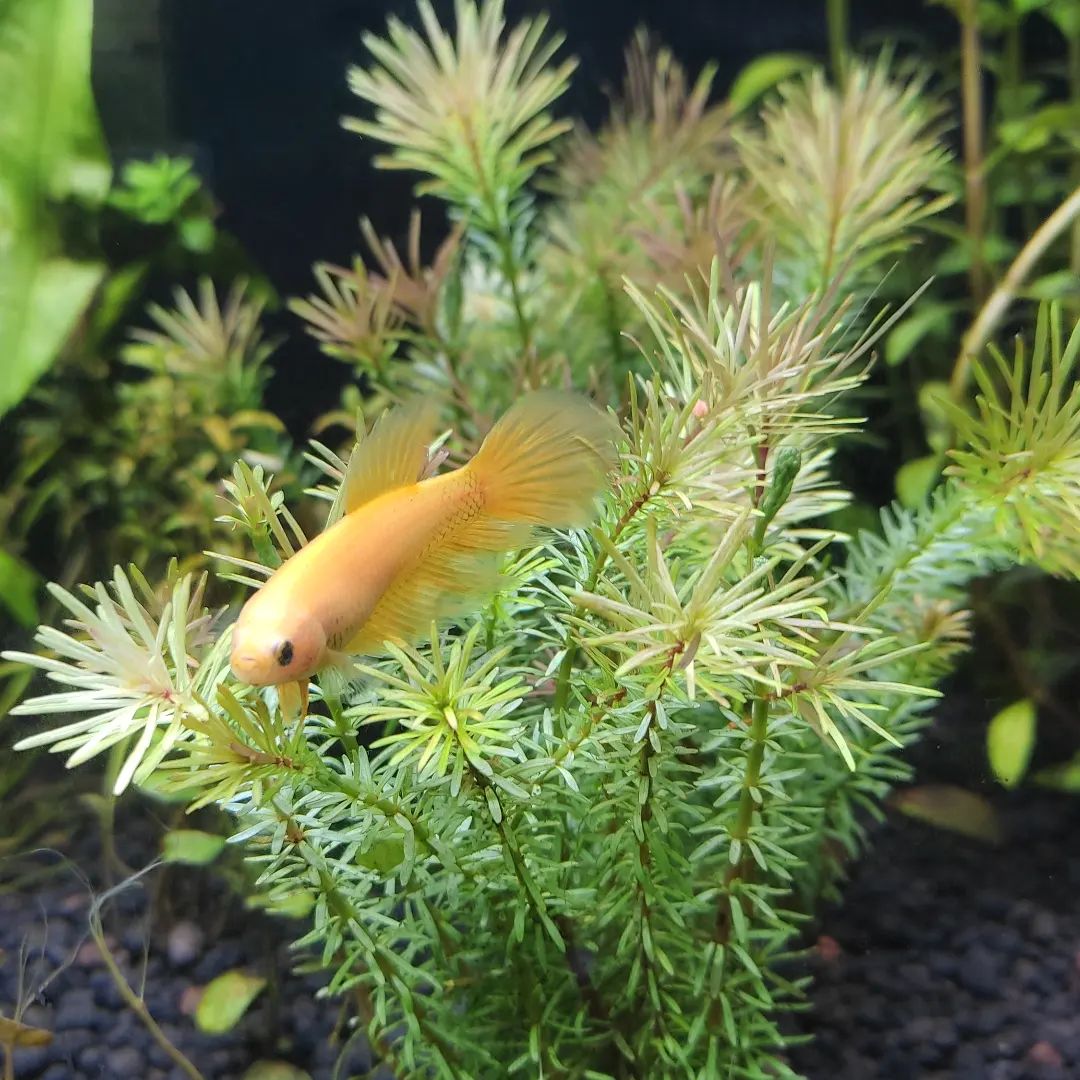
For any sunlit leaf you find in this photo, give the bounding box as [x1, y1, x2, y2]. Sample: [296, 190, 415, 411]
[195, 970, 267, 1034]
[987, 698, 1036, 789]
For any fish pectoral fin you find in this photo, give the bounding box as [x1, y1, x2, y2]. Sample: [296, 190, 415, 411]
[343, 548, 508, 655]
[330, 399, 442, 525]
[278, 680, 309, 724]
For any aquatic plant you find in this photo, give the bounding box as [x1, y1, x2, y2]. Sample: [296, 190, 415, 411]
[7, 1, 1080, 1076]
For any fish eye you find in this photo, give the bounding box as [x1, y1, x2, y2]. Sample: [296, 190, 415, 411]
[276, 640, 294, 667]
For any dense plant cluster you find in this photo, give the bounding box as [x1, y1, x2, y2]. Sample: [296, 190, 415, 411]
[6, 0, 1080, 1076]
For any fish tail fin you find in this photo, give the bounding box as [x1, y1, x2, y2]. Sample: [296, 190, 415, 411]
[466, 390, 619, 529]
[341, 392, 617, 657]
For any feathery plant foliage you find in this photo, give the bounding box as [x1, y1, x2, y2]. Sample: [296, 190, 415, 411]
[7, 2, 1080, 1076]
[1, 278, 292, 582]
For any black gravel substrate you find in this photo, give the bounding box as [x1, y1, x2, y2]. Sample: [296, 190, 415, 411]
[788, 701, 1080, 1080]
[5, 696, 1080, 1079]
[0, 801, 379, 1080]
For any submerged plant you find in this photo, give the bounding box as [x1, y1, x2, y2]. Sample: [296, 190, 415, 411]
[6, 2, 1080, 1077]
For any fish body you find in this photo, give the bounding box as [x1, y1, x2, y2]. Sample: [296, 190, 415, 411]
[230, 392, 617, 690]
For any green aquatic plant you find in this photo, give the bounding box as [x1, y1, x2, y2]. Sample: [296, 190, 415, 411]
[6, 1, 1080, 1077]
[1, 278, 291, 585]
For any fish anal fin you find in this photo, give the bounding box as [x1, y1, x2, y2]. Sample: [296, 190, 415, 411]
[331, 399, 441, 523]
[278, 680, 309, 724]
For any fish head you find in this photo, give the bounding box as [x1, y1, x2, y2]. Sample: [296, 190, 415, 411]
[230, 608, 326, 686]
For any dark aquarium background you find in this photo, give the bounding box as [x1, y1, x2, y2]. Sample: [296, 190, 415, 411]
[94, 0, 1010, 434]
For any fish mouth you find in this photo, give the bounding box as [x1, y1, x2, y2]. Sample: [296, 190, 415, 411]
[230, 653, 264, 683]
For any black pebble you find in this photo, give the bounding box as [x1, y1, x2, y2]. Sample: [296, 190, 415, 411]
[105, 1045, 147, 1077]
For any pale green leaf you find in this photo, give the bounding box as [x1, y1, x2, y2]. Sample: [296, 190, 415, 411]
[242, 1062, 312, 1080]
[0, 548, 41, 627]
[729, 53, 816, 111]
[987, 698, 1036, 789]
[0, 0, 111, 417]
[195, 970, 267, 1034]
[892, 784, 1003, 844]
[885, 303, 954, 366]
[1034, 753, 1080, 793]
[895, 455, 939, 509]
[161, 828, 226, 866]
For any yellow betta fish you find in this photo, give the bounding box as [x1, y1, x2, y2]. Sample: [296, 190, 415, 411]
[229, 391, 617, 713]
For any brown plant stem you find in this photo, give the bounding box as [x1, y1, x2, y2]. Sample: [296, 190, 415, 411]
[959, 0, 989, 307]
[826, 0, 849, 83]
[1068, 29, 1080, 276]
[949, 183, 1080, 401]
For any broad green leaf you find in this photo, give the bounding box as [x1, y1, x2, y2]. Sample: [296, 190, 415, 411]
[0, 1014, 52, 1047]
[242, 1063, 312, 1080]
[933, 232, 1014, 275]
[1025, 271, 1080, 301]
[245, 890, 316, 919]
[0, 0, 111, 418]
[195, 970, 267, 1034]
[895, 455, 938, 509]
[987, 698, 1036, 789]
[356, 836, 405, 874]
[885, 303, 954, 367]
[0, 548, 41, 627]
[918, 380, 954, 452]
[1034, 753, 1080, 793]
[892, 785, 1003, 844]
[161, 828, 226, 866]
[1046, 0, 1080, 36]
[728, 53, 816, 111]
[998, 105, 1080, 153]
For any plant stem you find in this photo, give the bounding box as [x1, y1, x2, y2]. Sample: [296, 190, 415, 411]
[826, 0, 849, 83]
[553, 482, 656, 711]
[1068, 29, 1080, 276]
[959, 0, 989, 307]
[461, 123, 534, 368]
[949, 183, 1080, 400]
[90, 911, 205, 1080]
[715, 696, 770, 942]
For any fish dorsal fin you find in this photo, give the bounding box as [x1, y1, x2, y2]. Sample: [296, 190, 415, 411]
[328, 399, 440, 526]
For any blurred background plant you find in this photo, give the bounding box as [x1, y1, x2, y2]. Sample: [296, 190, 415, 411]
[5, 0, 1080, 1075]
[0, 0, 297, 899]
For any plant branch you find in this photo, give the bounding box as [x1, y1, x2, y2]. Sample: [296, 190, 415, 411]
[714, 696, 770, 943]
[90, 906, 205, 1080]
[959, 0, 989, 306]
[553, 479, 658, 711]
[460, 123, 535, 367]
[949, 183, 1080, 400]
[826, 0, 849, 83]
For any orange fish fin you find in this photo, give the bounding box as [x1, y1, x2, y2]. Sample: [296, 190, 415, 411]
[329, 399, 441, 524]
[344, 546, 510, 655]
[465, 390, 618, 528]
